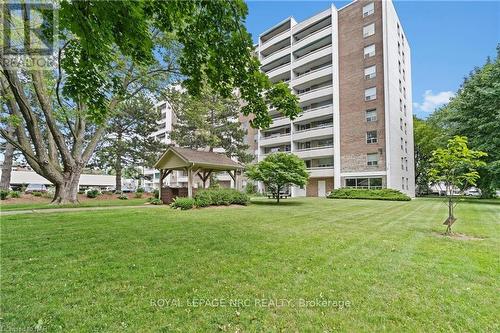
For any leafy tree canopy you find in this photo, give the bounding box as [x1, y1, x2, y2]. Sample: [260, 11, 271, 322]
[54, 0, 300, 127]
[429, 46, 500, 196]
[246, 152, 309, 203]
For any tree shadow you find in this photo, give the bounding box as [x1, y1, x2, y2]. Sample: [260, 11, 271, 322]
[250, 200, 305, 207]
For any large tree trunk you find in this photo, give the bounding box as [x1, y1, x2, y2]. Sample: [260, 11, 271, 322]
[115, 158, 122, 192]
[51, 167, 82, 204]
[0, 141, 14, 190]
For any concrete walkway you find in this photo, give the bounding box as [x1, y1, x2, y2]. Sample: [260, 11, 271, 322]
[0, 204, 164, 216]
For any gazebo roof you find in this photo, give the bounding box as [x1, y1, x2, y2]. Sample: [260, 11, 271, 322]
[154, 146, 244, 171]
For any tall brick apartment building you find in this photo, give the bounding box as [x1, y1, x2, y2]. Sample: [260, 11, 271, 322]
[254, 0, 415, 197]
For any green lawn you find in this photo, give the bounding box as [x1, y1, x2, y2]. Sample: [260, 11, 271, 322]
[0, 197, 149, 211]
[1, 198, 498, 332]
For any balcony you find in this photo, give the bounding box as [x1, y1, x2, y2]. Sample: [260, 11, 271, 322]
[295, 145, 334, 159]
[308, 166, 334, 178]
[261, 46, 291, 66]
[293, 44, 332, 69]
[293, 123, 333, 141]
[293, 65, 333, 87]
[260, 132, 291, 147]
[270, 115, 291, 127]
[266, 63, 291, 80]
[293, 25, 332, 51]
[261, 28, 291, 51]
[296, 104, 333, 122]
[298, 84, 333, 103]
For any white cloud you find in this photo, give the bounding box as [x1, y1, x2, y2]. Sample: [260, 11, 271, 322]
[413, 90, 455, 113]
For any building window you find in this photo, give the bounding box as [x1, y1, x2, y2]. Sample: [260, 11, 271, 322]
[366, 130, 378, 144]
[406, 177, 409, 189]
[405, 140, 408, 153]
[367, 153, 378, 166]
[405, 123, 407, 134]
[366, 109, 377, 122]
[400, 98, 403, 112]
[362, 2, 374, 17]
[398, 42, 401, 54]
[398, 60, 401, 73]
[404, 104, 407, 116]
[405, 158, 408, 171]
[363, 23, 375, 38]
[401, 137, 404, 150]
[400, 118, 403, 130]
[402, 177, 405, 189]
[401, 157, 404, 170]
[403, 87, 406, 98]
[403, 69, 406, 81]
[364, 65, 376, 79]
[345, 177, 382, 189]
[364, 44, 375, 58]
[399, 79, 402, 92]
[365, 87, 376, 101]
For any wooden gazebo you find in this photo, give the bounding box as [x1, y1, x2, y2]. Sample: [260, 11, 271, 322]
[154, 147, 244, 202]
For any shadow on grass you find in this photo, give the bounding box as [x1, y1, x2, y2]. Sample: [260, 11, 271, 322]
[250, 199, 306, 206]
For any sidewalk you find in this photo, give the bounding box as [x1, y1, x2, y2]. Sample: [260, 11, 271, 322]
[0, 204, 164, 216]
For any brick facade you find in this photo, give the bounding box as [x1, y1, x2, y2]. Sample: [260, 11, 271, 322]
[306, 177, 334, 197]
[338, 1, 386, 173]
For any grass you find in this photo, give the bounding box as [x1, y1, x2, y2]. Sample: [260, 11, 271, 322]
[0, 197, 149, 211]
[1, 197, 499, 332]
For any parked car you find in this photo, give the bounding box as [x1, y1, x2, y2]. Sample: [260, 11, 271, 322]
[25, 183, 47, 193]
[464, 188, 481, 197]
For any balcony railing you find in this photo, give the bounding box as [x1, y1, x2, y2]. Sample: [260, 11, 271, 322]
[307, 165, 334, 170]
[301, 104, 332, 114]
[294, 24, 332, 42]
[297, 84, 332, 96]
[261, 29, 290, 48]
[261, 132, 291, 140]
[295, 44, 331, 60]
[296, 144, 333, 152]
[263, 61, 291, 74]
[295, 123, 333, 133]
[295, 64, 332, 78]
[262, 46, 291, 60]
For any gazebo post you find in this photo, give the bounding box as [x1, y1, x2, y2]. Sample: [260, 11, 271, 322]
[158, 169, 163, 201]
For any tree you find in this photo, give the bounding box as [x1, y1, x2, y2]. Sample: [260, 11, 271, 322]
[429, 46, 500, 197]
[413, 116, 445, 195]
[167, 87, 253, 164]
[0, 1, 300, 204]
[92, 95, 164, 191]
[246, 152, 309, 203]
[429, 136, 487, 234]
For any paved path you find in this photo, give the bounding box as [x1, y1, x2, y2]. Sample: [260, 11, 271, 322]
[0, 204, 164, 216]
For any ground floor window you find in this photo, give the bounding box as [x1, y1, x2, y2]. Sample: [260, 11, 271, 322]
[345, 177, 383, 189]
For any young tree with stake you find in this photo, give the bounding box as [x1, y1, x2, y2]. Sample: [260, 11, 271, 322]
[429, 136, 487, 234]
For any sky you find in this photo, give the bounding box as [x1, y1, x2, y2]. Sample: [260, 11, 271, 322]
[245, 0, 500, 118]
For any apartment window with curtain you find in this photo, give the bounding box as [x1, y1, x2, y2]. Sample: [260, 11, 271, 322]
[367, 153, 378, 166]
[364, 65, 376, 79]
[365, 87, 376, 101]
[366, 109, 377, 122]
[364, 44, 375, 58]
[363, 23, 375, 38]
[366, 130, 378, 144]
[362, 2, 374, 17]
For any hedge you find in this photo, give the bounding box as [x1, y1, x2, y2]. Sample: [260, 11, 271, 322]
[327, 188, 411, 201]
[171, 197, 195, 210]
[194, 188, 250, 207]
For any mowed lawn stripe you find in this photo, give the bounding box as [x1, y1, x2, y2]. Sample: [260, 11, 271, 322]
[1, 198, 498, 332]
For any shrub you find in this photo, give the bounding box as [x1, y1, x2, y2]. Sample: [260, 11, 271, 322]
[86, 188, 100, 198]
[118, 194, 128, 200]
[194, 188, 249, 207]
[32, 192, 42, 197]
[136, 187, 145, 193]
[78, 190, 85, 194]
[134, 192, 143, 199]
[0, 190, 9, 200]
[244, 182, 258, 195]
[153, 189, 159, 199]
[149, 198, 162, 205]
[10, 190, 21, 198]
[171, 197, 195, 210]
[327, 188, 411, 201]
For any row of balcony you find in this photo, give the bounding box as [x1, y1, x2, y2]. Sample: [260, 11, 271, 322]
[260, 145, 335, 160]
